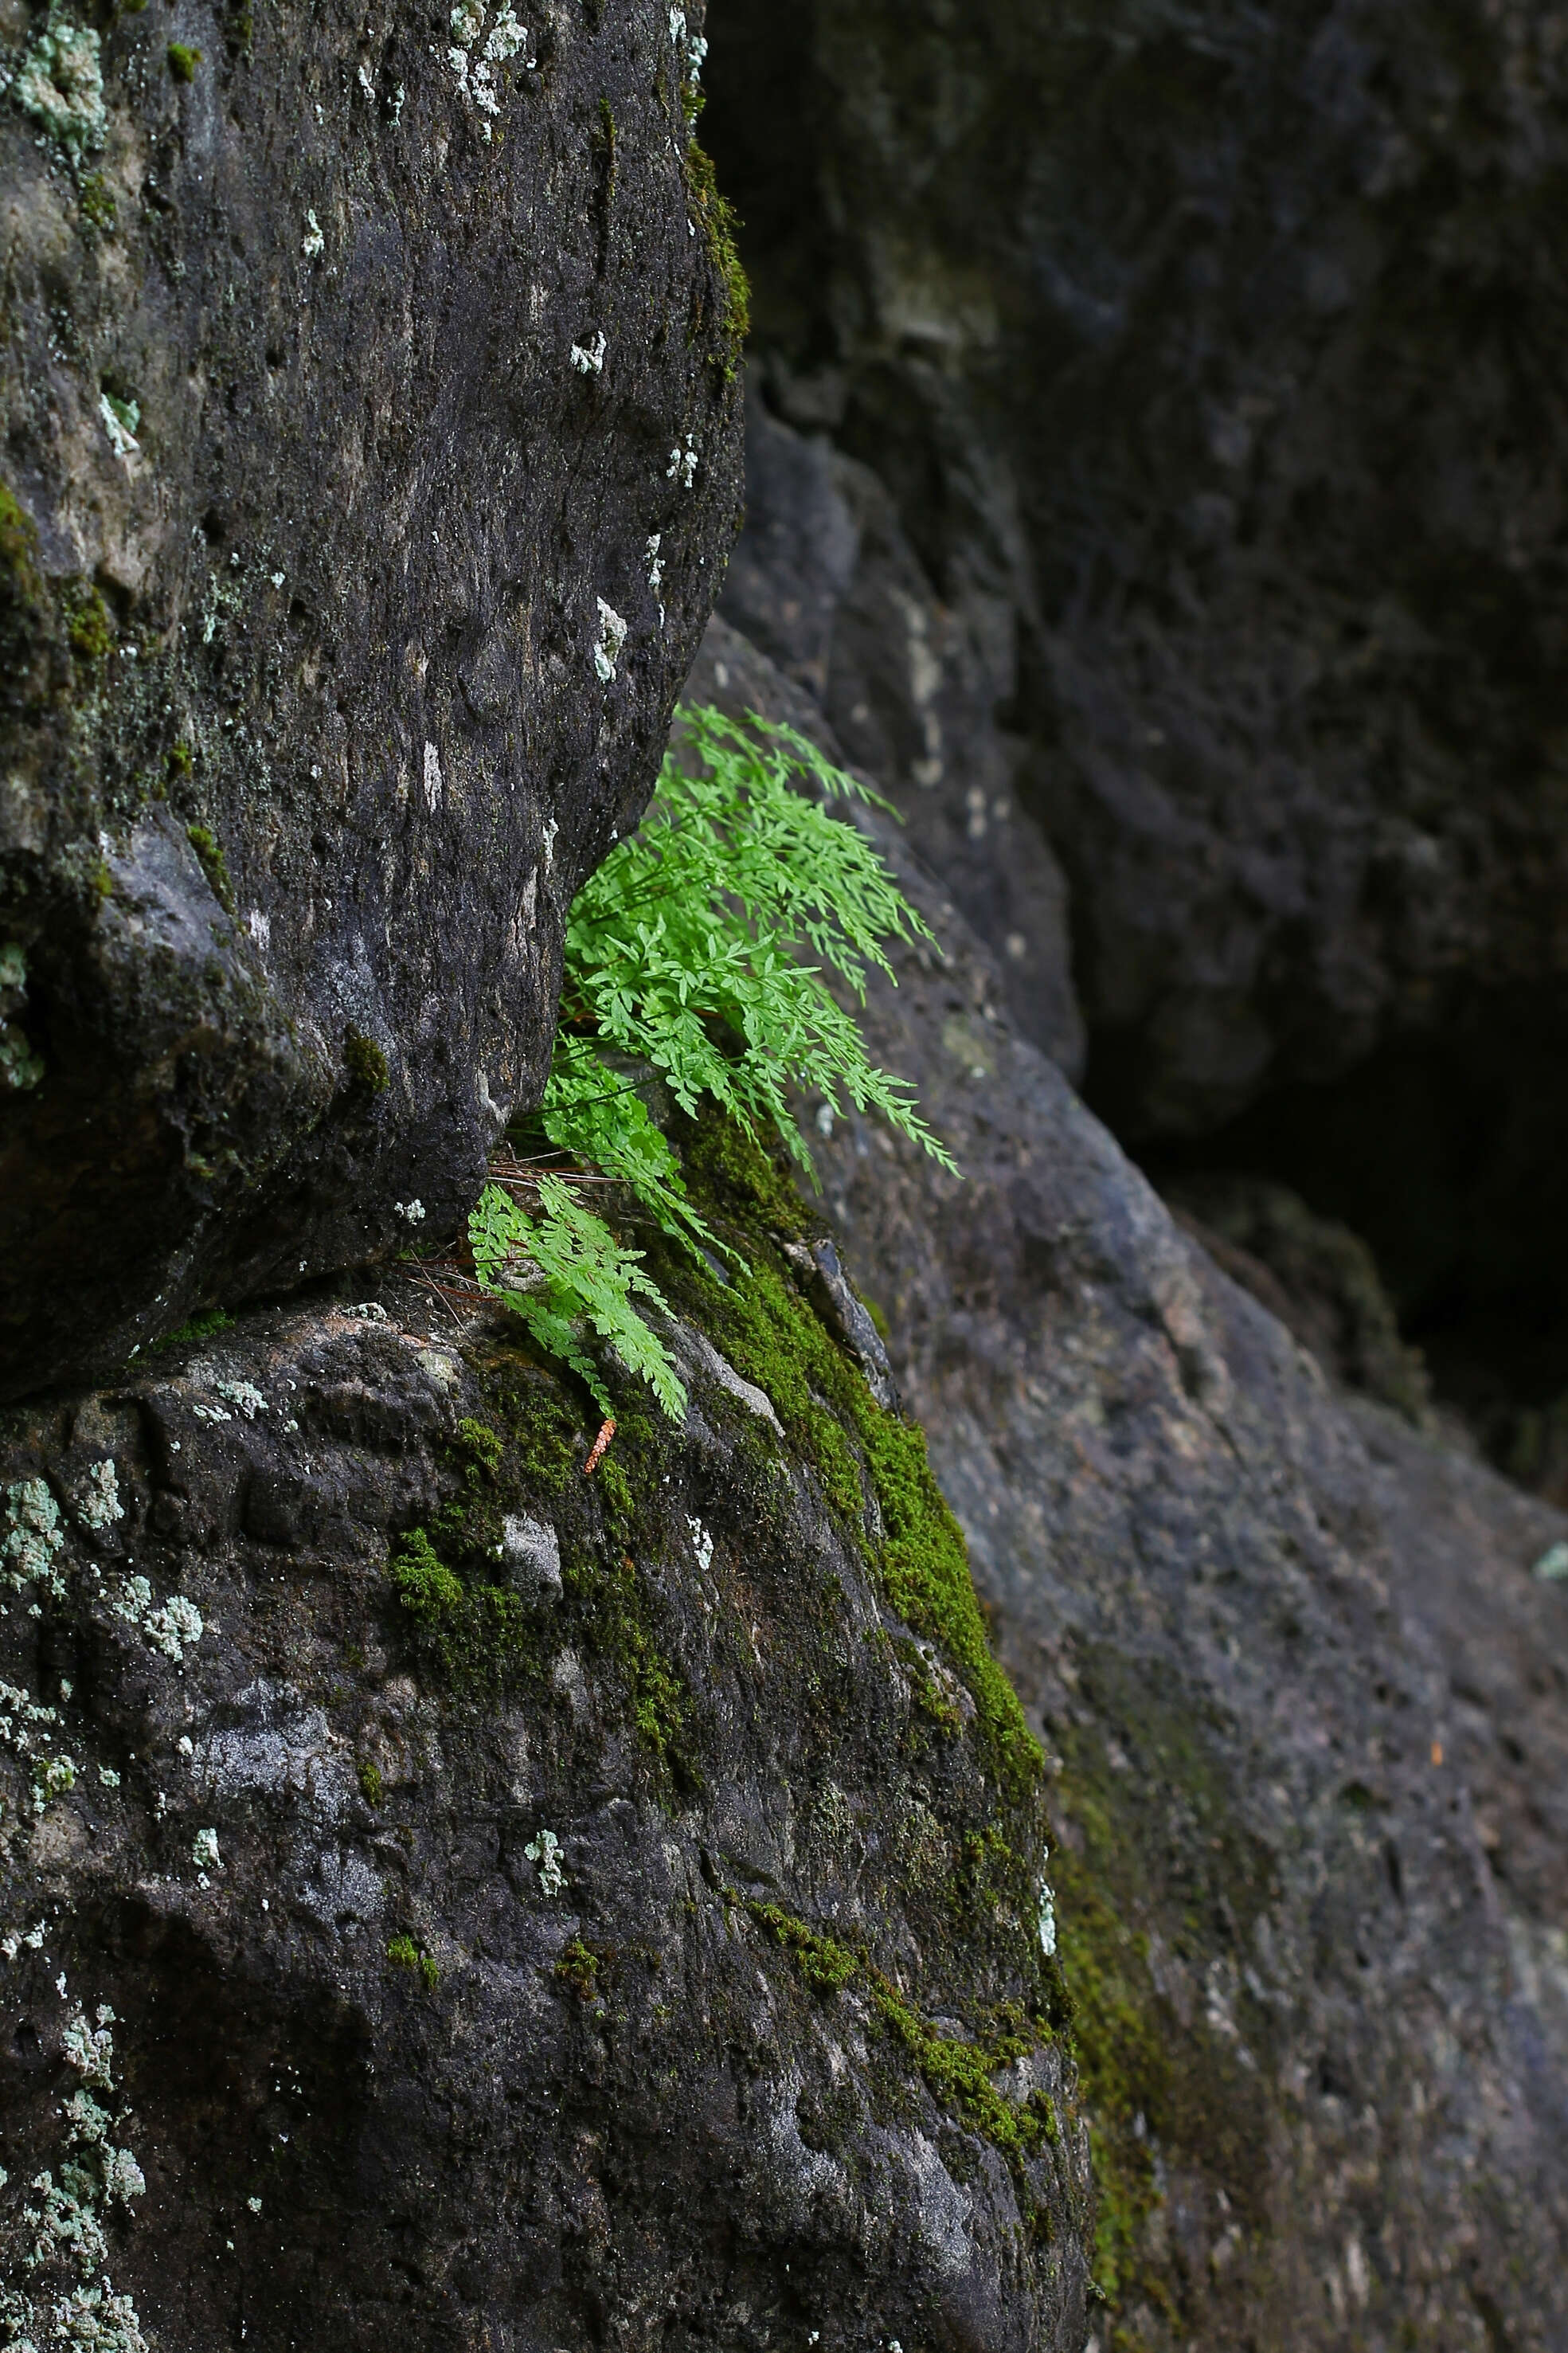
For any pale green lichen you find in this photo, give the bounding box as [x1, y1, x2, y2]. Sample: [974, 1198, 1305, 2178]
[525, 1826, 566, 1893]
[76, 1462, 123, 1535]
[97, 395, 139, 464]
[2, 2007, 149, 2351]
[13, 11, 107, 165]
[61, 2006, 115, 2090]
[111, 1575, 204, 1662]
[4, 1480, 65, 1596]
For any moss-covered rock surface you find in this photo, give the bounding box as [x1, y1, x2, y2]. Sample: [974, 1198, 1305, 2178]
[0, 1126, 1092, 2349]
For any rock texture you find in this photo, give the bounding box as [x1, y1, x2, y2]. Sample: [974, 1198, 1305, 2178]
[688, 617, 1568, 2351]
[0, 1195, 1092, 2348]
[0, 0, 742, 1400]
[702, 0, 1568, 1145]
[719, 385, 1085, 1085]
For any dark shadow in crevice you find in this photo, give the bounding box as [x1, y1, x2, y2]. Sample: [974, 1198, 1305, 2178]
[699, 1, 832, 365]
[1132, 981, 1568, 1483]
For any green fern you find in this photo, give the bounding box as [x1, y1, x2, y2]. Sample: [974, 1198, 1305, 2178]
[546, 705, 952, 1212]
[469, 1173, 687, 1421]
[471, 707, 952, 1419]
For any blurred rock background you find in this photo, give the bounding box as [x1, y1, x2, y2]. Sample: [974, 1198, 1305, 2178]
[702, 0, 1568, 1501]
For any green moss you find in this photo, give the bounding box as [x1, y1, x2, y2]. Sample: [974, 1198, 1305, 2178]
[78, 172, 117, 231]
[872, 1979, 1050, 2163]
[384, 1387, 693, 1780]
[454, 1417, 503, 1477]
[0, 484, 42, 603]
[684, 140, 751, 376]
[1048, 1681, 1277, 2334]
[186, 823, 236, 914]
[675, 1104, 815, 1241]
[0, 482, 47, 708]
[568, 1545, 691, 1778]
[669, 1197, 1039, 1800]
[166, 41, 202, 80]
[747, 1899, 1054, 2165]
[387, 1933, 439, 1989]
[554, 1935, 602, 2001]
[748, 1900, 858, 1994]
[344, 1028, 389, 1094]
[151, 1307, 232, 1353]
[357, 1757, 384, 1807]
[484, 1373, 580, 1495]
[167, 740, 194, 781]
[389, 1527, 464, 1623]
[1054, 1848, 1171, 2314]
[596, 95, 617, 177]
[68, 589, 114, 663]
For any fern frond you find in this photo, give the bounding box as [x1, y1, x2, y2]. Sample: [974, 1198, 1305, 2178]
[468, 1178, 687, 1420]
[557, 704, 958, 1187]
[481, 707, 953, 1422]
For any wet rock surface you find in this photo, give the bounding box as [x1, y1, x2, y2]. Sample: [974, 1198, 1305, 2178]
[0, 0, 742, 1398]
[694, 617, 1568, 2350]
[0, 1231, 1091, 2348]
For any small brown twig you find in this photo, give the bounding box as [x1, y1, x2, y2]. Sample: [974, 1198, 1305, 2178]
[583, 1418, 616, 1476]
[405, 1259, 487, 1330]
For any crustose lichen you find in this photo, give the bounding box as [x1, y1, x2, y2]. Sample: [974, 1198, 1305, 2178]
[13, 10, 107, 166]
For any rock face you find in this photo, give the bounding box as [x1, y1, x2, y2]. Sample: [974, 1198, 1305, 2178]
[702, 0, 1568, 1189]
[719, 384, 1085, 1086]
[0, 0, 742, 1400]
[0, 1160, 1092, 2350]
[686, 617, 1568, 2350]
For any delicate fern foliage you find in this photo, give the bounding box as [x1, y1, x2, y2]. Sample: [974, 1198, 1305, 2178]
[480, 707, 952, 1419]
[543, 704, 953, 1219]
[469, 1174, 687, 1420]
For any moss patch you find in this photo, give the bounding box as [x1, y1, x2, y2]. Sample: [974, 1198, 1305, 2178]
[68, 588, 114, 664]
[387, 1933, 439, 1990]
[381, 1372, 694, 1783]
[344, 1028, 389, 1094]
[684, 141, 751, 376]
[186, 823, 236, 915]
[78, 171, 116, 231]
[389, 1528, 464, 1623]
[166, 41, 202, 80]
[553, 1935, 603, 2002]
[151, 1308, 233, 1354]
[746, 1899, 1058, 2169]
[0, 484, 43, 606]
[1050, 1665, 1278, 2334]
[659, 1110, 1040, 1804]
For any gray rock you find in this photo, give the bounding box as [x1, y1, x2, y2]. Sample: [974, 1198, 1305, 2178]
[814, 783, 1568, 2347]
[0, 0, 743, 1399]
[701, 616, 1568, 2344]
[501, 1510, 561, 1601]
[718, 389, 1086, 1083]
[0, 1259, 1092, 2348]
